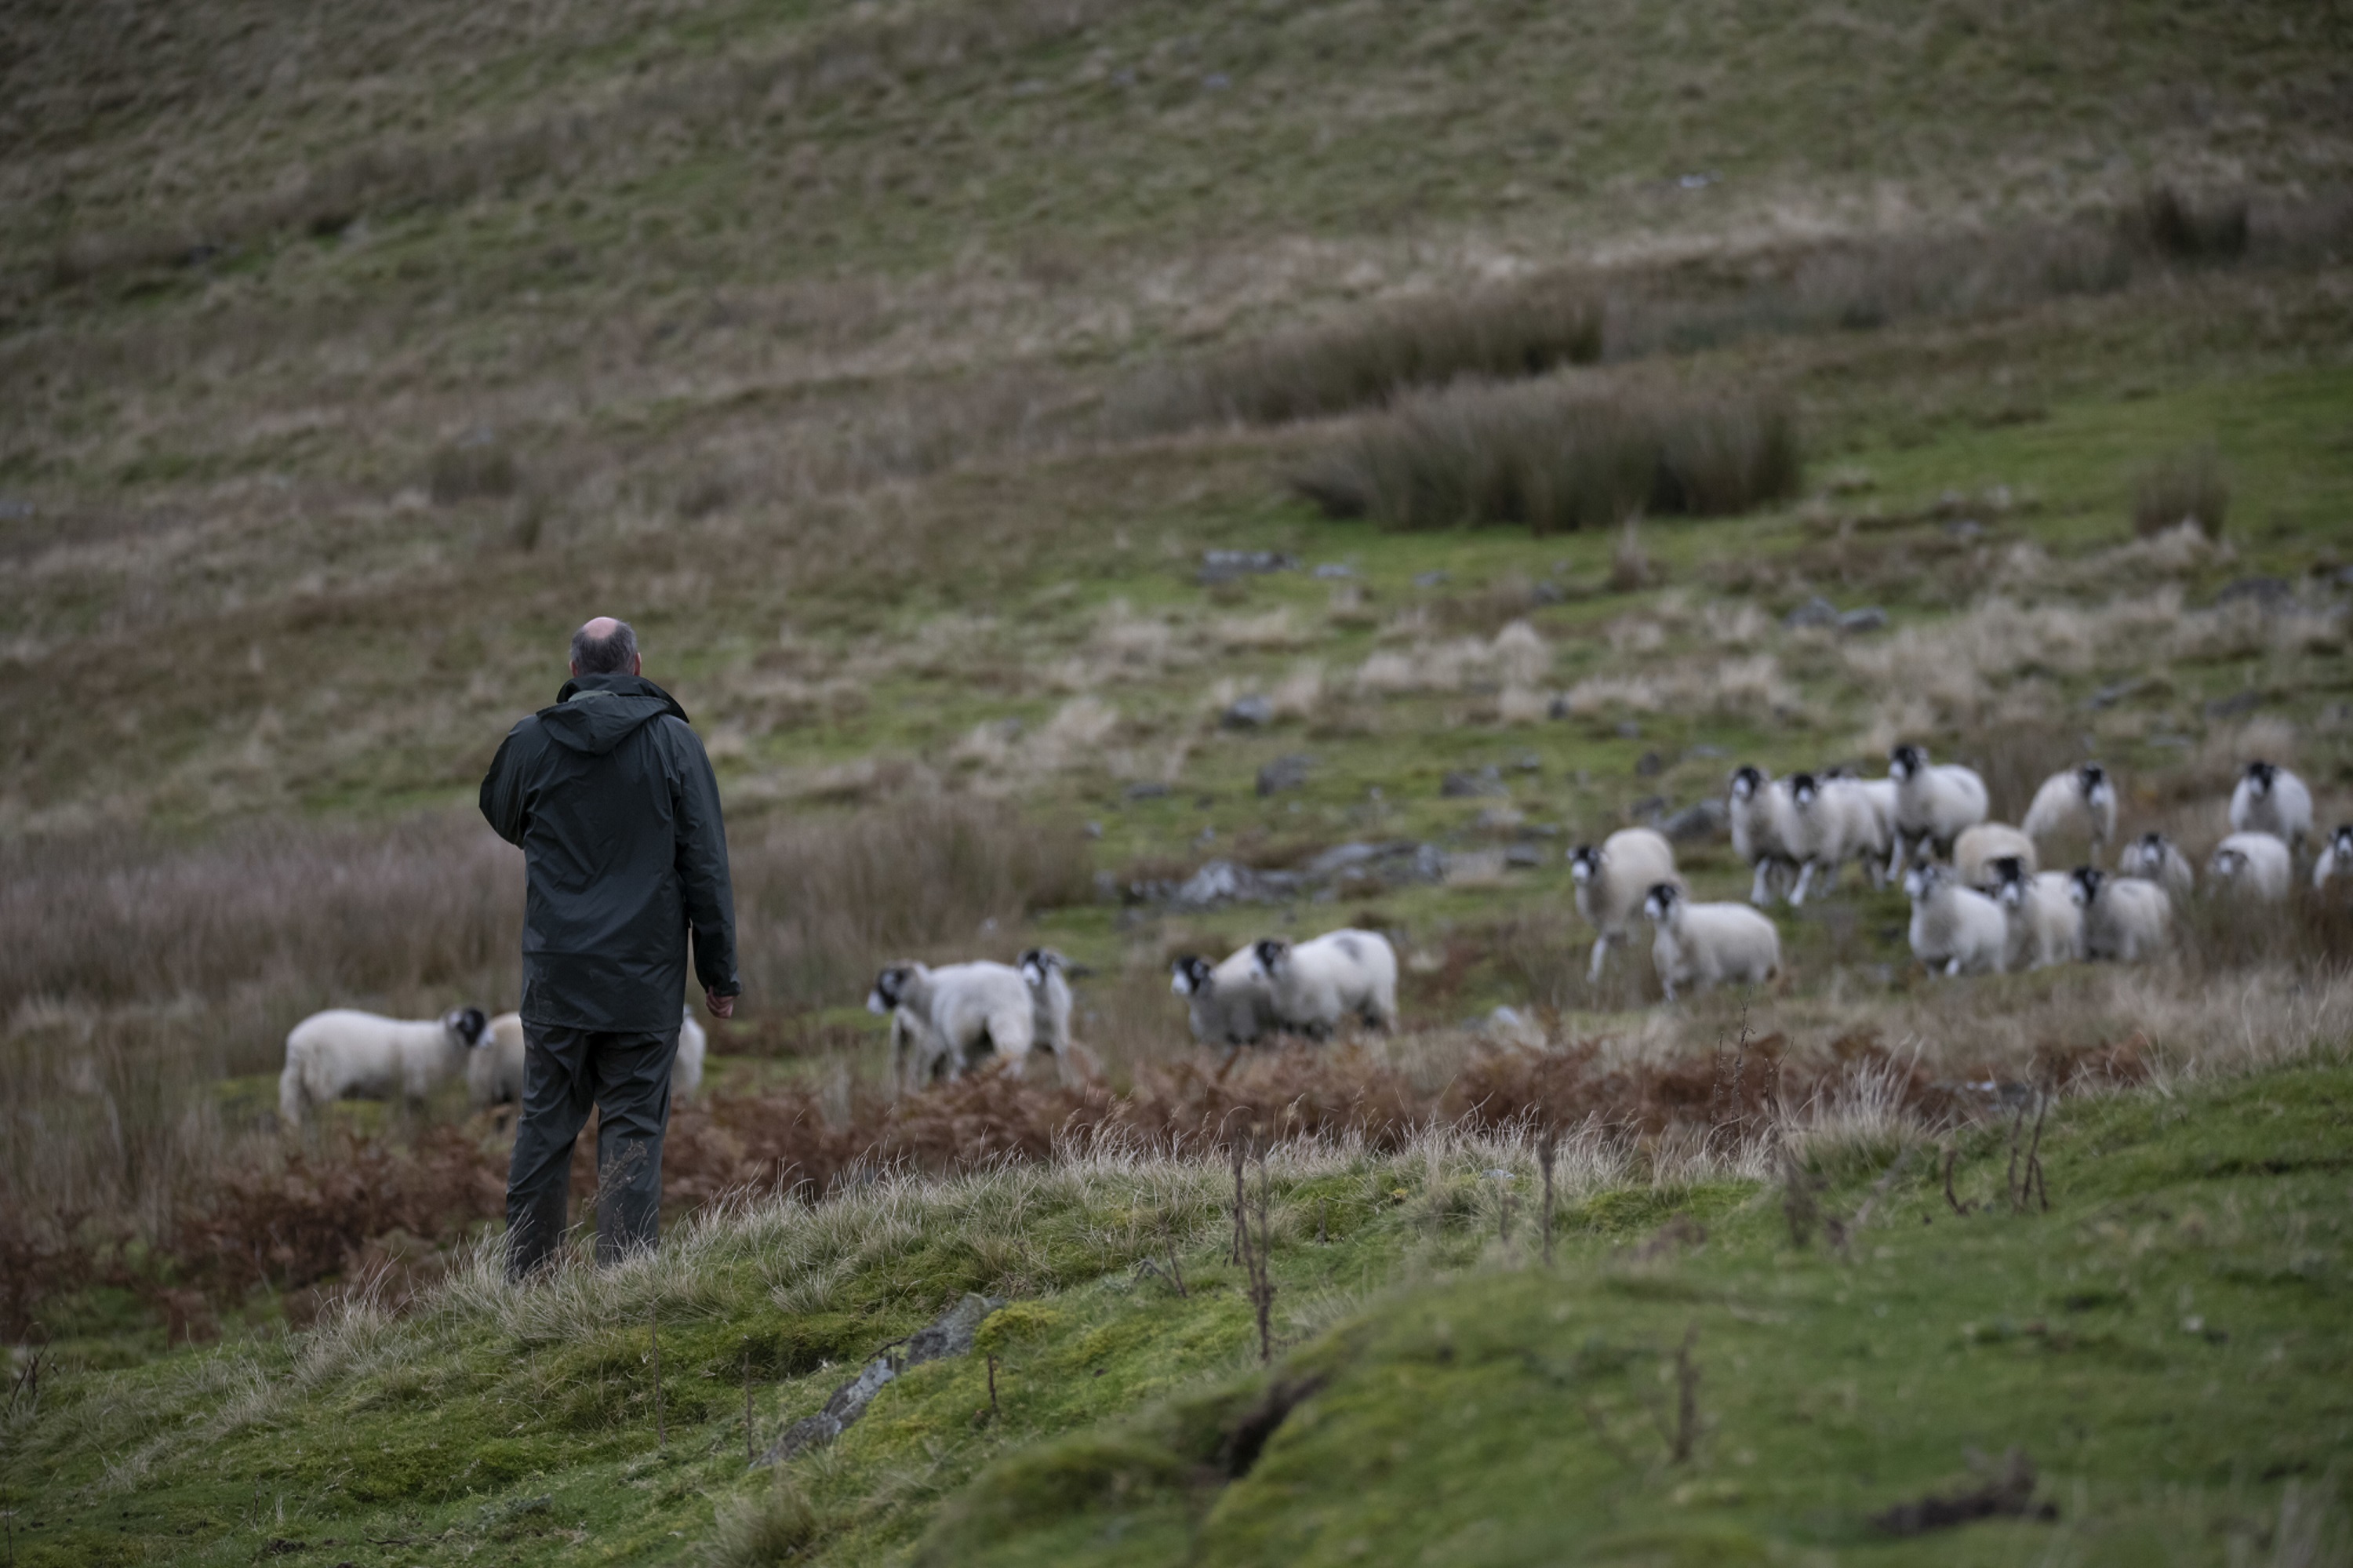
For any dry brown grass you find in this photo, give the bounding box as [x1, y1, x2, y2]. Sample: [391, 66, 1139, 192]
[1292, 378, 1800, 534]
[2133, 443, 2231, 539]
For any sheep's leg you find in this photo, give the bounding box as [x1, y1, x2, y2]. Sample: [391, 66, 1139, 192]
[1819, 859, 1841, 895]
[1944, 957, 1962, 978]
[1747, 861, 1771, 907]
[1587, 933, 1613, 984]
[1791, 860, 1816, 906]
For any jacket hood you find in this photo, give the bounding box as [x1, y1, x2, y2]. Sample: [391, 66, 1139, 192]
[540, 674, 689, 756]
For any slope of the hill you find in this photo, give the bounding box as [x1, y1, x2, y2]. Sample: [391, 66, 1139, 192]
[5, 1055, 2347, 1566]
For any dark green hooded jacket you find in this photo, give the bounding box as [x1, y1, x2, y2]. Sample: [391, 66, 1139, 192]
[480, 674, 740, 1031]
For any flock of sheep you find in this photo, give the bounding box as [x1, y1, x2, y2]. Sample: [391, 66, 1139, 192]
[277, 1004, 707, 1124]
[273, 752, 2348, 1120]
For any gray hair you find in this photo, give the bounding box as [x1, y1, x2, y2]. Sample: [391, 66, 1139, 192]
[570, 619, 638, 675]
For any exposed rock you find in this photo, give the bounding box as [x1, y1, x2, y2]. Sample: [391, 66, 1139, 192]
[1198, 549, 1300, 584]
[1784, 595, 1838, 629]
[1124, 781, 1172, 800]
[1441, 766, 1508, 799]
[1170, 859, 1301, 910]
[1312, 562, 1357, 579]
[2213, 576, 2293, 609]
[1413, 569, 1450, 588]
[1257, 754, 1315, 795]
[1635, 750, 1665, 777]
[1660, 799, 1729, 842]
[1222, 694, 1275, 729]
[1838, 606, 1888, 634]
[1504, 842, 1545, 868]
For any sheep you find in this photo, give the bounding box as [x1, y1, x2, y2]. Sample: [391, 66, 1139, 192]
[868, 961, 1038, 1093]
[1569, 828, 1684, 983]
[280, 1006, 490, 1125]
[1018, 948, 1075, 1059]
[1903, 863, 2007, 977]
[2021, 763, 2118, 864]
[467, 1006, 709, 1109]
[1727, 766, 1800, 905]
[1989, 857, 2083, 970]
[1952, 823, 2038, 892]
[1169, 944, 1277, 1048]
[1886, 744, 1990, 879]
[2230, 761, 2313, 857]
[2069, 868, 2171, 962]
[1786, 772, 1891, 903]
[1249, 930, 1399, 1038]
[1640, 883, 1780, 1001]
[2118, 831, 2195, 902]
[2207, 831, 2293, 902]
[2316, 825, 2353, 893]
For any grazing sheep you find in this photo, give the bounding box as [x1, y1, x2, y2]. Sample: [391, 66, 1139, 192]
[281, 1006, 491, 1125]
[2118, 831, 2195, 901]
[1953, 823, 2038, 892]
[1786, 772, 1892, 903]
[1886, 744, 1991, 879]
[1640, 883, 1780, 1001]
[1169, 944, 1277, 1047]
[2230, 761, 2313, 857]
[2316, 825, 2353, 893]
[1249, 930, 1399, 1038]
[1990, 857, 2084, 970]
[468, 1005, 708, 1108]
[868, 961, 1038, 1093]
[1903, 864, 2007, 977]
[1569, 828, 1684, 983]
[2208, 831, 2293, 902]
[1727, 766, 1800, 905]
[2069, 868, 2171, 962]
[1018, 948, 1076, 1059]
[2021, 763, 2119, 864]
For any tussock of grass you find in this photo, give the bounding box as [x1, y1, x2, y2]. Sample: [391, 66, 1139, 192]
[1292, 380, 1800, 533]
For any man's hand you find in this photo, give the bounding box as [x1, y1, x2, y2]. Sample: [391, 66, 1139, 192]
[706, 988, 737, 1020]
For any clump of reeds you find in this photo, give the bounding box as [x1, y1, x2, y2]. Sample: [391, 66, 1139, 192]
[1289, 379, 1799, 534]
[2131, 444, 2229, 540]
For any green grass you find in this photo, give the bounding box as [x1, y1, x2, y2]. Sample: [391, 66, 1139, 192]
[6, 1055, 2348, 1565]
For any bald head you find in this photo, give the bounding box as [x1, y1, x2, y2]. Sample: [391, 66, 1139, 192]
[569, 617, 640, 677]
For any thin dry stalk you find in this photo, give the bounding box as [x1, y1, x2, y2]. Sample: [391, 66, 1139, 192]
[1540, 1129, 1558, 1268]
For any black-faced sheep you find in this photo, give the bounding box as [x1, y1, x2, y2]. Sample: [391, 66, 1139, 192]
[1904, 863, 2007, 977]
[280, 1006, 490, 1125]
[2021, 762, 2118, 864]
[1727, 766, 1800, 906]
[1640, 883, 1780, 1001]
[1249, 930, 1399, 1038]
[2230, 761, 2312, 857]
[1786, 772, 1890, 903]
[1990, 857, 2083, 970]
[2118, 831, 2196, 901]
[1886, 744, 1991, 879]
[2208, 831, 2293, 902]
[2316, 825, 2353, 893]
[869, 961, 1038, 1093]
[2068, 868, 2171, 962]
[1952, 823, 2038, 892]
[1569, 828, 1683, 984]
[1170, 945, 1276, 1047]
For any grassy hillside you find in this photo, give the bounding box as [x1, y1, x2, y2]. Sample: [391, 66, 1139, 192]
[6, 1052, 2347, 1564]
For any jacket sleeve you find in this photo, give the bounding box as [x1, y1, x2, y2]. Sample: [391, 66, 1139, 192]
[668, 719, 741, 999]
[479, 724, 530, 846]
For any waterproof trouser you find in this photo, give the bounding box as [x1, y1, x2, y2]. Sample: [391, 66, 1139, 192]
[505, 1021, 678, 1279]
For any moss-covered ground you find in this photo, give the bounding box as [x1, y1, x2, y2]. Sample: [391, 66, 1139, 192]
[7, 1054, 2348, 1565]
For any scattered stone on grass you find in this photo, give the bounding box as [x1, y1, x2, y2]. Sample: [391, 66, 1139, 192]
[1868, 1449, 2057, 1536]
[761, 1295, 1002, 1467]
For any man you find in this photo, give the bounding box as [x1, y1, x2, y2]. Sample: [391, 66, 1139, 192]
[480, 616, 739, 1277]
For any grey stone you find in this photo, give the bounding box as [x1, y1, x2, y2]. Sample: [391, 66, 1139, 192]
[1222, 694, 1275, 729]
[1170, 859, 1300, 910]
[1614, 720, 1642, 740]
[1547, 694, 1573, 720]
[1635, 751, 1665, 777]
[2204, 689, 2261, 719]
[1198, 549, 1300, 584]
[1686, 743, 1729, 759]
[1660, 799, 1728, 842]
[1504, 843, 1545, 868]
[1837, 606, 1888, 634]
[1257, 754, 1315, 795]
[1124, 781, 1171, 800]
[1629, 794, 1670, 824]
[1312, 562, 1357, 579]
[2085, 679, 2143, 711]
[1413, 570, 1451, 588]
[2213, 576, 2293, 609]
[1784, 595, 1838, 629]
[1441, 766, 1508, 799]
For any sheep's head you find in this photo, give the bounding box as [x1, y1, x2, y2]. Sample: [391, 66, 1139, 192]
[2245, 759, 2278, 795]
[1889, 744, 1926, 781]
[1169, 955, 1212, 997]
[1641, 882, 1682, 922]
[1249, 938, 1293, 979]
[1788, 771, 1820, 807]
[1018, 948, 1066, 988]
[1567, 846, 1602, 883]
[1989, 857, 2028, 908]
[2078, 762, 2111, 805]
[2068, 867, 2105, 908]
[2209, 846, 2248, 881]
[1729, 765, 1762, 802]
[2330, 826, 2353, 864]
[1902, 864, 1945, 900]
[444, 1007, 490, 1047]
[867, 966, 915, 1013]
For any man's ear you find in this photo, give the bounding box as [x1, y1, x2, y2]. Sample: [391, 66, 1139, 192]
[630, 653, 642, 675]
[569, 660, 581, 677]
